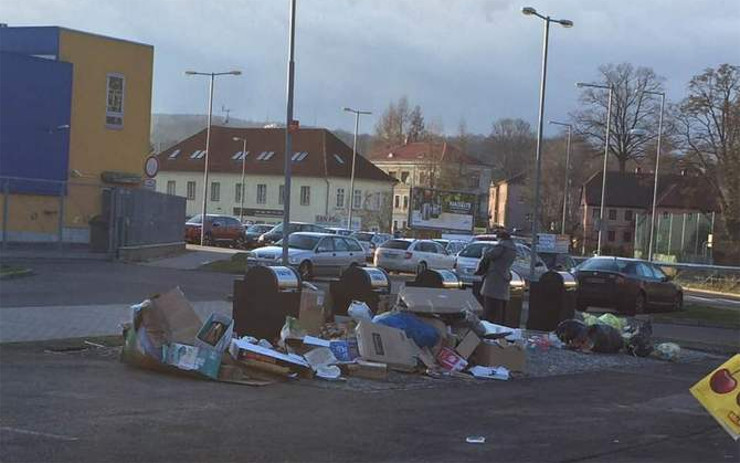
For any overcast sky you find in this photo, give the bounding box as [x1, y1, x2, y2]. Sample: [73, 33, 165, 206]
[3, 0, 738, 136]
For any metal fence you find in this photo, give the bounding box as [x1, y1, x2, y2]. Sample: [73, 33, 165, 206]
[634, 211, 716, 263]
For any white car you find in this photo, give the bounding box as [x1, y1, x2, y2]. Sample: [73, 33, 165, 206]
[374, 239, 456, 274]
[247, 232, 365, 280]
[454, 240, 548, 285]
[351, 232, 393, 261]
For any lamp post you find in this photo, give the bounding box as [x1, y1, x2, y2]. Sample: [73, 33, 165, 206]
[576, 82, 614, 255]
[282, 0, 297, 265]
[642, 90, 666, 261]
[522, 6, 573, 280]
[185, 70, 241, 246]
[232, 136, 248, 223]
[548, 120, 572, 235]
[343, 107, 372, 231]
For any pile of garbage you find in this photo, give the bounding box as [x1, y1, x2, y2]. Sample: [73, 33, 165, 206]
[120, 286, 528, 384]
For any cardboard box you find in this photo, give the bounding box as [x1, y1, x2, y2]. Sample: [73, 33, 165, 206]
[229, 338, 310, 370]
[455, 330, 481, 360]
[195, 313, 234, 353]
[163, 343, 222, 380]
[471, 339, 526, 373]
[298, 285, 325, 336]
[150, 287, 203, 344]
[436, 346, 468, 371]
[355, 321, 417, 368]
[346, 360, 388, 380]
[398, 287, 482, 315]
[329, 339, 359, 362]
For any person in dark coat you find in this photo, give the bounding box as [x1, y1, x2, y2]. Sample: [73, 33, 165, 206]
[479, 231, 517, 325]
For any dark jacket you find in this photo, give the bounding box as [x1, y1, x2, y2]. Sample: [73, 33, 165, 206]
[480, 239, 517, 301]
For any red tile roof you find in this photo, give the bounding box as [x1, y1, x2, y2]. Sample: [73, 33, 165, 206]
[367, 141, 482, 166]
[157, 126, 394, 183]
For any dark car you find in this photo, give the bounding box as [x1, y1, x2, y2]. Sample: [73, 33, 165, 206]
[257, 222, 328, 245]
[185, 214, 245, 247]
[575, 257, 683, 315]
[243, 224, 274, 249]
[538, 252, 577, 272]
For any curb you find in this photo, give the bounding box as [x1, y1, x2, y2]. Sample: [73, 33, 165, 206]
[0, 268, 34, 280]
[684, 286, 740, 300]
[652, 317, 740, 330]
[653, 336, 739, 356]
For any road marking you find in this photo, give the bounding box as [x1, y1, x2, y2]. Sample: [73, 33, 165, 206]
[0, 426, 79, 442]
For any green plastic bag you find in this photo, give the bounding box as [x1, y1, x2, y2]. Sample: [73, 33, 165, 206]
[597, 313, 625, 332]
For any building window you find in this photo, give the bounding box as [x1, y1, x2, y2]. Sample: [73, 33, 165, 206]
[608, 209, 617, 220]
[624, 209, 633, 221]
[105, 74, 125, 128]
[278, 185, 285, 205]
[388, 171, 397, 180]
[370, 193, 381, 211]
[256, 184, 267, 204]
[623, 231, 632, 243]
[592, 208, 599, 218]
[403, 195, 409, 209]
[393, 220, 398, 230]
[300, 186, 310, 206]
[186, 181, 196, 200]
[353, 189, 362, 209]
[336, 188, 345, 208]
[210, 182, 220, 202]
[394, 195, 400, 208]
[235, 184, 242, 203]
[401, 171, 410, 183]
[166, 181, 176, 195]
[608, 230, 616, 242]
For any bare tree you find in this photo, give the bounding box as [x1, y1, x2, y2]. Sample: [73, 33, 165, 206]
[487, 118, 536, 180]
[374, 96, 413, 146]
[573, 63, 666, 172]
[407, 105, 426, 142]
[676, 64, 740, 240]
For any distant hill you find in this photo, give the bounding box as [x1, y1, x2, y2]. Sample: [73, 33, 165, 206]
[151, 114, 278, 152]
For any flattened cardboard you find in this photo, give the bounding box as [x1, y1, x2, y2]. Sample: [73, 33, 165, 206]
[163, 343, 221, 380]
[346, 360, 388, 380]
[355, 321, 417, 368]
[298, 286, 325, 336]
[455, 330, 481, 360]
[398, 287, 483, 315]
[229, 338, 310, 369]
[471, 339, 526, 373]
[436, 346, 468, 371]
[151, 287, 202, 344]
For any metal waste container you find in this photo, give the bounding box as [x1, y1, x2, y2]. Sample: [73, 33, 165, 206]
[471, 269, 526, 328]
[407, 269, 462, 289]
[526, 270, 577, 331]
[233, 265, 301, 340]
[329, 266, 391, 316]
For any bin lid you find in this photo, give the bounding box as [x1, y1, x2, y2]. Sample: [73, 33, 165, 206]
[245, 265, 300, 291]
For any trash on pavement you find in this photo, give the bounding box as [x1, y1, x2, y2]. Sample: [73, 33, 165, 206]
[469, 365, 510, 381]
[455, 330, 481, 360]
[355, 320, 418, 369]
[471, 338, 526, 373]
[397, 286, 482, 315]
[596, 313, 625, 332]
[465, 436, 486, 444]
[304, 347, 338, 370]
[280, 316, 307, 349]
[372, 311, 440, 349]
[195, 313, 234, 353]
[229, 337, 310, 371]
[347, 300, 374, 321]
[162, 343, 222, 380]
[623, 320, 653, 357]
[436, 347, 468, 371]
[479, 320, 522, 341]
[690, 354, 740, 441]
[298, 283, 325, 336]
[329, 339, 359, 362]
[585, 324, 624, 354]
[655, 342, 681, 361]
[345, 359, 388, 380]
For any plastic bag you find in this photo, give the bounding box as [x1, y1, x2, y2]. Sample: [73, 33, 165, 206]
[581, 313, 599, 326]
[373, 311, 440, 348]
[555, 319, 589, 349]
[586, 324, 624, 353]
[347, 300, 373, 321]
[655, 342, 681, 361]
[597, 313, 625, 332]
[623, 320, 653, 357]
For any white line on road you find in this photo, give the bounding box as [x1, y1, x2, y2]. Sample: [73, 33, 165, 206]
[0, 426, 79, 442]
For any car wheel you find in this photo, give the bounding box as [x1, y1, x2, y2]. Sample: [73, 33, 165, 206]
[298, 261, 313, 281]
[673, 292, 684, 312]
[416, 261, 427, 276]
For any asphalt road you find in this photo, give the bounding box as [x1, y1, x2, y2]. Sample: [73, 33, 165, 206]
[0, 343, 736, 463]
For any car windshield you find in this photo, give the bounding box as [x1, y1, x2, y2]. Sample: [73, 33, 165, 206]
[579, 258, 629, 273]
[539, 253, 558, 268]
[187, 214, 203, 224]
[351, 232, 373, 242]
[381, 240, 412, 250]
[287, 234, 320, 250]
[458, 242, 494, 258]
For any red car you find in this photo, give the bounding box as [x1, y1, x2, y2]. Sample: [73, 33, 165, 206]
[185, 214, 245, 247]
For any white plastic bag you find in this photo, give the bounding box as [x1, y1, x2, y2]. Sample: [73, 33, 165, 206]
[347, 300, 373, 321]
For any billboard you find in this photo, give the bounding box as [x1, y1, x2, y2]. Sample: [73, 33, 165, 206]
[409, 187, 476, 232]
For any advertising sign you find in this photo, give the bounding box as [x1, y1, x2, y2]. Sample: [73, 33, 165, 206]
[690, 354, 740, 440]
[536, 233, 570, 253]
[409, 187, 476, 232]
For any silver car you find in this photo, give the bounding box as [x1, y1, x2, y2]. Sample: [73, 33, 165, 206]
[374, 239, 456, 275]
[454, 240, 548, 285]
[247, 232, 365, 280]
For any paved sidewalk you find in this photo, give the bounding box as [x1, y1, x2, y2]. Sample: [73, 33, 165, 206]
[652, 322, 739, 353]
[141, 244, 240, 270]
[0, 301, 231, 343]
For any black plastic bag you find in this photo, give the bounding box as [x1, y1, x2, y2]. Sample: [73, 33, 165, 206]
[586, 324, 623, 353]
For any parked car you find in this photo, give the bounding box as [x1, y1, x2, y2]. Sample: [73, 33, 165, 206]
[454, 240, 548, 285]
[374, 239, 456, 275]
[185, 214, 245, 247]
[574, 257, 683, 314]
[434, 239, 467, 255]
[350, 231, 393, 261]
[325, 227, 353, 236]
[247, 232, 365, 280]
[257, 222, 328, 245]
[243, 224, 274, 249]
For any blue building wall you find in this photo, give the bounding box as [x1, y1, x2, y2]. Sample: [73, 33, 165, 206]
[0, 26, 60, 57]
[0, 51, 72, 194]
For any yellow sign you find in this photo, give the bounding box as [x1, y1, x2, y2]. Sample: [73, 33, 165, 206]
[690, 354, 740, 440]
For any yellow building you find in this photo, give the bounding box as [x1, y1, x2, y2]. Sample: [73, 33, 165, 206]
[0, 26, 153, 243]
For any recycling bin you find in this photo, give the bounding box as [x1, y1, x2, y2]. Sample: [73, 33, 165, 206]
[407, 269, 463, 289]
[233, 265, 301, 340]
[329, 266, 391, 316]
[471, 269, 526, 328]
[526, 270, 578, 331]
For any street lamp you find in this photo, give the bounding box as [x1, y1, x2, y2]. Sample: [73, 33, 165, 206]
[185, 70, 241, 246]
[549, 120, 572, 235]
[641, 90, 666, 262]
[522, 6, 573, 280]
[282, 0, 297, 265]
[343, 107, 372, 231]
[576, 81, 614, 255]
[232, 136, 248, 223]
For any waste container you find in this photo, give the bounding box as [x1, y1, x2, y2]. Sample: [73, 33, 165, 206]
[406, 269, 463, 289]
[526, 270, 577, 331]
[233, 265, 301, 340]
[329, 266, 391, 316]
[471, 269, 526, 328]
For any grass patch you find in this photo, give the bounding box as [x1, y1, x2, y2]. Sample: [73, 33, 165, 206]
[199, 252, 249, 274]
[0, 264, 33, 280]
[652, 303, 740, 329]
